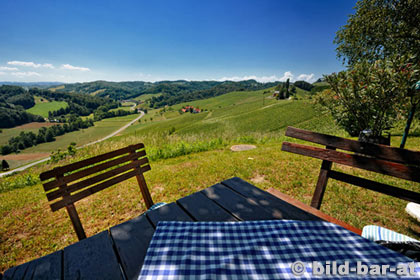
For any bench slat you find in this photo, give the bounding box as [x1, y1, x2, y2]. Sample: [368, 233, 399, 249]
[282, 142, 420, 183]
[40, 143, 144, 180]
[46, 158, 149, 201]
[43, 150, 146, 191]
[285, 127, 420, 166]
[328, 170, 420, 204]
[50, 165, 150, 211]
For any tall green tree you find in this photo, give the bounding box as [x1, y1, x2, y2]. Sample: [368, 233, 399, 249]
[285, 78, 290, 99]
[335, 0, 420, 65]
[334, 0, 420, 146]
[317, 57, 417, 137]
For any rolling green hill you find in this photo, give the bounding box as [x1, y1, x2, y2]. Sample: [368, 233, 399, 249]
[26, 101, 68, 118]
[125, 88, 338, 139]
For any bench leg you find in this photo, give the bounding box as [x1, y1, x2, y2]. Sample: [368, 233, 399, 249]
[135, 171, 154, 209]
[66, 204, 86, 240]
[311, 158, 333, 209]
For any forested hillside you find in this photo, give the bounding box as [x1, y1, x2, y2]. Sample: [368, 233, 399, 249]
[0, 85, 121, 129]
[0, 85, 138, 155]
[0, 85, 44, 128]
[31, 88, 119, 117]
[54, 80, 280, 107]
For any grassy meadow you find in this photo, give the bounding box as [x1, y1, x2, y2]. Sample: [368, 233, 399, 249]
[26, 101, 68, 118]
[110, 102, 136, 112]
[21, 114, 139, 153]
[134, 93, 162, 103]
[0, 122, 57, 146]
[1, 88, 420, 273]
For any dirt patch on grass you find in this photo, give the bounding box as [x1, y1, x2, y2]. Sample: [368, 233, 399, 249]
[13, 122, 57, 129]
[251, 174, 267, 184]
[1, 153, 49, 161]
[230, 144, 256, 152]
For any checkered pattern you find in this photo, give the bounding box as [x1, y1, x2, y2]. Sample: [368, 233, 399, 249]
[139, 220, 420, 279]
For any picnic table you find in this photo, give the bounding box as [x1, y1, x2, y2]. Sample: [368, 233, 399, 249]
[4, 177, 327, 280]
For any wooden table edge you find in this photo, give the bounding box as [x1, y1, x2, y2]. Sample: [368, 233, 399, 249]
[267, 188, 362, 235]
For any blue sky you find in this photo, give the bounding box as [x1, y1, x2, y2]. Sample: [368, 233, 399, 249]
[0, 0, 356, 83]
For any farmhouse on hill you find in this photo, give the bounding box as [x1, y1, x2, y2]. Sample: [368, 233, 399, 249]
[181, 105, 201, 113]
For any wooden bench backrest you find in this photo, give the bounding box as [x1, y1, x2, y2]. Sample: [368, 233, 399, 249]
[40, 143, 154, 240]
[282, 127, 420, 209]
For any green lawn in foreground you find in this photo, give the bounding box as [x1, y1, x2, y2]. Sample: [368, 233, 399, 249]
[26, 101, 68, 118]
[1, 135, 420, 273]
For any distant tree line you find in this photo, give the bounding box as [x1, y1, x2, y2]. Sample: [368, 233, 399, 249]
[294, 80, 314, 91]
[53, 80, 282, 107]
[0, 116, 93, 155]
[58, 80, 221, 100]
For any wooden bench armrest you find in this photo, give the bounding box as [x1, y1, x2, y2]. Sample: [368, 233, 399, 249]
[267, 188, 362, 235]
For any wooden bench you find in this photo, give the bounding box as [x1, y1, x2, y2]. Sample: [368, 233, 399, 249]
[268, 126, 420, 235]
[40, 143, 154, 240]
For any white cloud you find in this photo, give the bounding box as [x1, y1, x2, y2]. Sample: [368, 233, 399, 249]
[218, 74, 290, 83]
[218, 71, 317, 83]
[11, 71, 41, 77]
[296, 73, 316, 83]
[42, 63, 55, 69]
[218, 75, 271, 82]
[279, 71, 294, 82]
[61, 64, 90, 71]
[0, 66, 18, 71]
[0, 71, 6, 75]
[7, 61, 54, 69]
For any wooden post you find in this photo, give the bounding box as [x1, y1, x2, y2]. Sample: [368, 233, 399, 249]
[400, 103, 417, 149]
[310, 146, 335, 209]
[135, 171, 154, 209]
[56, 175, 86, 240]
[130, 148, 154, 209]
[66, 204, 86, 240]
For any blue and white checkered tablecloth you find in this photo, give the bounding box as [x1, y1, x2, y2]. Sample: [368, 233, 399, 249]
[138, 220, 420, 279]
